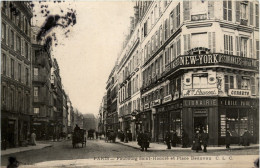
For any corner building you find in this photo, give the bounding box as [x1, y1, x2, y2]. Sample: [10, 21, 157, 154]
[138, 0, 259, 145]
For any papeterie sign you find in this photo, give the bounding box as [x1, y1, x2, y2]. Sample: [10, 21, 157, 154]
[183, 88, 218, 97]
[228, 89, 251, 97]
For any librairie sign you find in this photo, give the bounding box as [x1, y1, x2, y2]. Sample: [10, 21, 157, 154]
[166, 54, 258, 72]
[183, 88, 218, 97]
[228, 89, 251, 97]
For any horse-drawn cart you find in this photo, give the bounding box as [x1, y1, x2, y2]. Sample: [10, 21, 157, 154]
[72, 129, 86, 148]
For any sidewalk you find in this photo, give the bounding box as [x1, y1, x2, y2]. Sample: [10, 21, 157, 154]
[115, 139, 259, 152]
[1, 142, 53, 156]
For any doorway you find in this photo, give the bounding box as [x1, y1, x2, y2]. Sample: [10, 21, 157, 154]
[194, 116, 208, 133]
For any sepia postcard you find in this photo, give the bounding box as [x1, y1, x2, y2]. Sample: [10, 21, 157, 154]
[0, 0, 259, 167]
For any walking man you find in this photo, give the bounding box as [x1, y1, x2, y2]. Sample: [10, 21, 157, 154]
[201, 129, 209, 152]
[165, 131, 171, 149]
[226, 129, 231, 149]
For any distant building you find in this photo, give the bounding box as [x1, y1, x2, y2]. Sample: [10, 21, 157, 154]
[83, 113, 98, 131]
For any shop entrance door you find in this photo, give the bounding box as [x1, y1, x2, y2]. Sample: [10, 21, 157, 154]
[194, 116, 207, 133]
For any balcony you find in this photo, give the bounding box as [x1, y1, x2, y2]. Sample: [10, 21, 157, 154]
[33, 75, 47, 83]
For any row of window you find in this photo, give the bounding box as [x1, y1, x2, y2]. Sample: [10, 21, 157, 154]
[223, 1, 259, 27]
[119, 98, 141, 116]
[1, 85, 30, 113]
[1, 1, 31, 36]
[224, 34, 259, 59]
[2, 53, 30, 85]
[142, 3, 181, 64]
[118, 75, 140, 103]
[1, 22, 30, 59]
[142, 77, 181, 105]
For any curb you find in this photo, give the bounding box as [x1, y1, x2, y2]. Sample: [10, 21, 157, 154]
[116, 142, 259, 152]
[1, 144, 53, 156]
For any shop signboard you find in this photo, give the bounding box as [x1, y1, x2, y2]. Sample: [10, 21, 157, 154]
[153, 99, 161, 106]
[163, 95, 172, 104]
[183, 88, 218, 97]
[183, 99, 218, 107]
[228, 89, 251, 97]
[191, 13, 207, 21]
[144, 103, 150, 110]
[168, 54, 258, 71]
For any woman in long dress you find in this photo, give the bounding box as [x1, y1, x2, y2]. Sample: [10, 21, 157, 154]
[31, 132, 37, 145]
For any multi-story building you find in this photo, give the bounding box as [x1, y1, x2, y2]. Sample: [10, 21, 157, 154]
[51, 58, 63, 140]
[98, 94, 107, 134]
[62, 89, 68, 135]
[106, 64, 119, 133]
[137, 0, 259, 145]
[83, 113, 98, 131]
[67, 95, 73, 134]
[117, 5, 142, 140]
[1, 1, 33, 147]
[31, 26, 54, 140]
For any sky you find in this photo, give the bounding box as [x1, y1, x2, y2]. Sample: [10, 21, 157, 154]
[33, 1, 135, 116]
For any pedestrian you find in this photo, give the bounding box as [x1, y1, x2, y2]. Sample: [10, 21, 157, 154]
[201, 129, 209, 152]
[96, 131, 99, 140]
[192, 130, 202, 152]
[141, 131, 149, 151]
[74, 124, 80, 133]
[165, 131, 171, 149]
[124, 130, 128, 143]
[137, 131, 143, 148]
[225, 129, 231, 149]
[181, 129, 189, 148]
[7, 157, 19, 168]
[31, 131, 37, 146]
[120, 130, 125, 142]
[242, 129, 251, 146]
[171, 130, 178, 147]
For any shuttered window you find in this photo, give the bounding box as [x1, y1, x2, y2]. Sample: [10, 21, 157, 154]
[224, 35, 233, 55]
[177, 38, 181, 57]
[236, 1, 240, 22]
[176, 3, 180, 28]
[236, 36, 240, 56]
[230, 76, 234, 89]
[250, 2, 253, 25]
[183, 0, 190, 21]
[256, 4, 259, 28]
[225, 75, 229, 93]
[251, 77, 256, 95]
[164, 19, 168, 40]
[223, 1, 232, 21]
[256, 40, 259, 60]
[184, 34, 191, 54]
[237, 75, 242, 89]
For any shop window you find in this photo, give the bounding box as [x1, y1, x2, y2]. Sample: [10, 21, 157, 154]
[227, 109, 254, 137]
[170, 112, 181, 136]
[192, 74, 208, 89]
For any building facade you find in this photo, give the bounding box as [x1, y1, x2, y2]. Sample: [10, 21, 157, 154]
[103, 0, 259, 145]
[137, 0, 259, 145]
[106, 64, 119, 133]
[1, 1, 33, 147]
[31, 26, 54, 140]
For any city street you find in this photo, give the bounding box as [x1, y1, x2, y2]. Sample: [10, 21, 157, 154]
[1, 140, 259, 167]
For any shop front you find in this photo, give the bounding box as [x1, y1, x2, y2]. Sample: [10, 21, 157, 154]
[182, 98, 218, 145]
[155, 100, 183, 142]
[218, 98, 259, 145]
